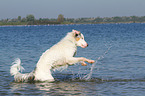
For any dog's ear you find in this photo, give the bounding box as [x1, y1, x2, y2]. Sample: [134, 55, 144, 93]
[72, 30, 80, 36]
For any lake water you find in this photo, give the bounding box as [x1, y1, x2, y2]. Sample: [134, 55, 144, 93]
[0, 23, 145, 96]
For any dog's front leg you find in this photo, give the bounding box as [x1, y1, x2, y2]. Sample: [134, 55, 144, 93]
[80, 57, 95, 64]
[66, 57, 95, 65]
[80, 61, 87, 66]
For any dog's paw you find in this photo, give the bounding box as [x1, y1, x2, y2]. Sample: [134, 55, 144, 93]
[87, 59, 95, 63]
[81, 62, 87, 66]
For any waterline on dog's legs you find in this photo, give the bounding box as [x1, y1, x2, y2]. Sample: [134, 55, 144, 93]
[75, 64, 83, 80]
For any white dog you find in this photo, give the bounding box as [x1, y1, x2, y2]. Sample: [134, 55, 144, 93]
[10, 30, 95, 82]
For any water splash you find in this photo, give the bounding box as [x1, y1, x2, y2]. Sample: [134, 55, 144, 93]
[83, 45, 112, 80]
[53, 65, 68, 72]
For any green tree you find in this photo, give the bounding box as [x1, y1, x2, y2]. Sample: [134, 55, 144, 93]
[131, 16, 138, 23]
[26, 14, 35, 25]
[18, 16, 21, 21]
[21, 18, 27, 22]
[94, 17, 103, 23]
[112, 16, 122, 23]
[57, 14, 64, 23]
[140, 16, 145, 22]
[26, 14, 35, 22]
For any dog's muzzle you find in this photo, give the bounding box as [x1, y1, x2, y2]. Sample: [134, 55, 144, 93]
[81, 43, 88, 48]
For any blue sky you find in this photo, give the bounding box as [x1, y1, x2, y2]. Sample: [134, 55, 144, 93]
[0, 0, 145, 19]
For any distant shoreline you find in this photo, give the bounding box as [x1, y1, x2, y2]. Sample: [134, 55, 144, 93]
[1, 15, 145, 26]
[0, 22, 145, 27]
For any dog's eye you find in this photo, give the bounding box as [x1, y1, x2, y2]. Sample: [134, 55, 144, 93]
[75, 34, 79, 37]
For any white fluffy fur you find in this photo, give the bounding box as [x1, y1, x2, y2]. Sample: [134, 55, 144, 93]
[10, 30, 94, 82]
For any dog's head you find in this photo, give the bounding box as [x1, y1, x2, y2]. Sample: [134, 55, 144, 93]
[72, 30, 88, 48]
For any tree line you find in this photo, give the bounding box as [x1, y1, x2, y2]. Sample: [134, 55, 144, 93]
[0, 14, 63, 25]
[0, 14, 145, 25]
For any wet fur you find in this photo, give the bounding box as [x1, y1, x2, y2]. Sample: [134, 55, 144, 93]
[10, 30, 94, 82]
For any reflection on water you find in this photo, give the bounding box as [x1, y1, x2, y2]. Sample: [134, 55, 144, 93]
[9, 77, 145, 96]
[10, 81, 87, 95]
[36, 82, 84, 95]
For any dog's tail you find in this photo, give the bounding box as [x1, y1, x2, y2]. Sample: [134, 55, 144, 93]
[10, 58, 35, 82]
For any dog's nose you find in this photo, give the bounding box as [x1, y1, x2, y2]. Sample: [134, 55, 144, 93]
[87, 44, 88, 47]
